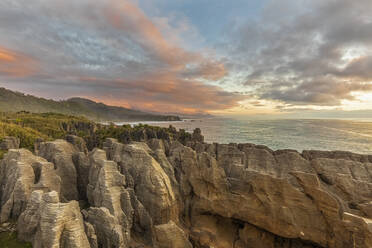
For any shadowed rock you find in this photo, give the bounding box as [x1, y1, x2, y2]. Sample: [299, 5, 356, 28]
[0, 130, 371, 248]
[17, 190, 90, 248]
[0, 149, 60, 223]
[37, 140, 79, 201]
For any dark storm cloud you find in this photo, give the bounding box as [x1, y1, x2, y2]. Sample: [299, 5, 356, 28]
[230, 0, 372, 107]
[0, 0, 242, 113]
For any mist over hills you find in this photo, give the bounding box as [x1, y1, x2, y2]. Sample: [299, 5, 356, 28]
[0, 87, 180, 122]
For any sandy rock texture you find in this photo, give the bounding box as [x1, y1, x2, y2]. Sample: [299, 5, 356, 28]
[0, 132, 370, 248]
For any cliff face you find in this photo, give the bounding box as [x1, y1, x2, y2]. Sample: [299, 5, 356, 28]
[0, 132, 371, 248]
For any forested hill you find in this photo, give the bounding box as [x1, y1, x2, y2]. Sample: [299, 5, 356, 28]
[0, 87, 180, 122]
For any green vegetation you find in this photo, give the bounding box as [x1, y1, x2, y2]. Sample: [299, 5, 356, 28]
[0, 111, 192, 152]
[0, 232, 32, 248]
[0, 111, 192, 247]
[85, 123, 192, 150]
[0, 150, 6, 160]
[0, 87, 180, 122]
[0, 112, 94, 150]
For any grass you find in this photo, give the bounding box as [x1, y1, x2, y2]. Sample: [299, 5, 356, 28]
[0, 232, 32, 248]
[0, 112, 94, 151]
[0, 111, 192, 152]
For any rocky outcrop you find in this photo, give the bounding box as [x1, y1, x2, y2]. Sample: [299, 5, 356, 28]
[85, 148, 132, 247]
[154, 221, 193, 248]
[66, 135, 88, 154]
[37, 140, 79, 201]
[0, 136, 20, 150]
[104, 139, 178, 225]
[0, 149, 60, 223]
[0, 130, 371, 248]
[177, 142, 372, 248]
[17, 190, 90, 248]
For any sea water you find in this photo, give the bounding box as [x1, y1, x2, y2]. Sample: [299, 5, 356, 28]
[120, 118, 372, 154]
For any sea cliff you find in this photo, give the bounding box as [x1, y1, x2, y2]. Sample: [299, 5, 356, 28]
[0, 126, 371, 248]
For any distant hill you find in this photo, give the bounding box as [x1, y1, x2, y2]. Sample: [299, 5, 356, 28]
[0, 87, 180, 122]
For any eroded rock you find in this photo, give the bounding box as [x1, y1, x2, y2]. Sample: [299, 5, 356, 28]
[17, 190, 90, 248]
[0, 136, 20, 150]
[0, 149, 60, 223]
[0, 132, 370, 248]
[104, 140, 178, 225]
[37, 140, 79, 201]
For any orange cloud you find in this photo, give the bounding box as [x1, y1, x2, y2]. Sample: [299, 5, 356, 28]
[0, 50, 15, 62]
[0, 0, 242, 114]
[103, 0, 224, 78]
[77, 72, 245, 114]
[0, 46, 39, 77]
[104, 0, 191, 67]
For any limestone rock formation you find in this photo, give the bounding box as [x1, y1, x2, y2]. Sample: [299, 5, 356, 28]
[66, 135, 88, 154]
[191, 128, 204, 143]
[17, 190, 90, 248]
[154, 221, 192, 248]
[0, 129, 371, 248]
[37, 139, 79, 201]
[85, 148, 132, 247]
[177, 142, 372, 248]
[0, 149, 60, 223]
[83, 207, 125, 248]
[104, 139, 178, 225]
[0, 136, 20, 150]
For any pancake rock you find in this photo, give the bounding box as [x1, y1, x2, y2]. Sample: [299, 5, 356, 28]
[37, 140, 79, 201]
[0, 130, 371, 248]
[0, 149, 60, 223]
[0, 136, 20, 150]
[17, 190, 90, 248]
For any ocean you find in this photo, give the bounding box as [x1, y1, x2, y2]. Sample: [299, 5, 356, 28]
[123, 118, 372, 155]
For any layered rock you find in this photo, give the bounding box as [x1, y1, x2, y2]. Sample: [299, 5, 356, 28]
[154, 221, 193, 248]
[0, 131, 371, 248]
[85, 148, 132, 247]
[37, 139, 79, 201]
[66, 135, 88, 154]
[17, 190, 90, 248]
[178, 142, 372, 248]
[0, 136, 20, 150]
[0, 149, 60, 223]
[104, 139, 178, 225]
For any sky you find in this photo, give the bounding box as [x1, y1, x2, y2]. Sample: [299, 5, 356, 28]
[1, 0, 372, 117]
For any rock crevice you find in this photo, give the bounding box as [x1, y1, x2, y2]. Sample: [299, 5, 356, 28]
[0, 134, 370, 247]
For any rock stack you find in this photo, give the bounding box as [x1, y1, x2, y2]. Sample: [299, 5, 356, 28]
[0, 136, 20, 150]
[0, 131, 371, 247]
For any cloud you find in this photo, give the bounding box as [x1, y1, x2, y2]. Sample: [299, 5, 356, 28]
[0, 0, 241, 113]
[262, 79, 372, 106]
[227, 0, 372, 108]
[0, 46, 38, 77]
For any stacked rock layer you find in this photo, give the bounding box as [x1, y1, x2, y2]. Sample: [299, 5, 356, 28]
[0, 133, 371, 248]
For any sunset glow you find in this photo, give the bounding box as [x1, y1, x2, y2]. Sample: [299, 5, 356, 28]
[0, 0, 371, 116]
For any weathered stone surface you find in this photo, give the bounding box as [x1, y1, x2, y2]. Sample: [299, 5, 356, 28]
[17, 190, 90, 248]
[190, 214, 239, 248]
[37, 139, 79, 201]
[0, 136, 20, 150]
[66, 135, 88, 154]
[104, 139, 178, 225]
[191, 128, 204, 143]
[155, 221, 192, 248]
[1, 131, 371, 248]
[72, 152, 90, 202]
[0, 149, 60, 223]
[83, 207, 125, 248]
[176, 142, 372, 248]
[86, 148, 132, 247]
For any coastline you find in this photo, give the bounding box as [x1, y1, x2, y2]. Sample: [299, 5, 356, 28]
[117, 117, 372, 155]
